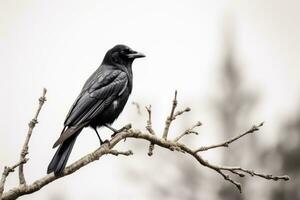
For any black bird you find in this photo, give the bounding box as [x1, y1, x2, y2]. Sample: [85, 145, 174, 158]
[47, 44, 145, 175]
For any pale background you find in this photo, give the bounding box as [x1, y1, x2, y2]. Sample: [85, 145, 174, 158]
[1, 0, 300, 199]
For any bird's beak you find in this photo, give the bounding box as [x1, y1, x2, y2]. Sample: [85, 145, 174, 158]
[127, 51, 146, 59]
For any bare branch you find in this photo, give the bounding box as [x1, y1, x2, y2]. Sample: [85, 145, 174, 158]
[2, 127, 289, 199]
[145, 105, 156, 156]
[194, 122, 264, 153]
[219, 166, 290, 181]
[173, 107, 191, 119]
[162, 90, 178, 140]
[173, 121, 202, 142]
[18, 88, 47, 185]
[145, 105, 155, 135]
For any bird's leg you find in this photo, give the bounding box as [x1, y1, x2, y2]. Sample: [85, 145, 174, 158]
[104, 124, 118, 133]
[93, 128, 109, 146]
[105, 124, 131, 138]
[104, 124, 119, 137]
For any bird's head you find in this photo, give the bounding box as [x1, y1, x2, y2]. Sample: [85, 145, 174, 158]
[102, 44, 145, 66]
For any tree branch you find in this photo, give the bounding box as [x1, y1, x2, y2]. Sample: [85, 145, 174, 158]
[162, 90, 178, 139]
[0, 90, 289, 200]
[145, 105, 156, 156]
[194, 122, 264, 153]
[18, 88, 47, 185]
[173, 121, 202, 142]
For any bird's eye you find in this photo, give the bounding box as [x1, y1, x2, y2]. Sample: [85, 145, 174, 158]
[121, 49, 131, 54]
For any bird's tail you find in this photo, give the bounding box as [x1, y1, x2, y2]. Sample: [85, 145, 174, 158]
[47, 133, 78, 175]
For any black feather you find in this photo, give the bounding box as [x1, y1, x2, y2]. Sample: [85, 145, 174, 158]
[47, 133, 78, 175]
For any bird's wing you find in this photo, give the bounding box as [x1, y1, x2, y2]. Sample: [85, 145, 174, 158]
[63, 68, 110, 125]
[64, 70, 128, 126]
[53, 70, 128, 148]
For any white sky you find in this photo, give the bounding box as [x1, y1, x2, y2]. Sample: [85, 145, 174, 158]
[0, 0, 299, 199]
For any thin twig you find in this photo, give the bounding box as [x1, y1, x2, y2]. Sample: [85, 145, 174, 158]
[219, 166, 290, 181]
[145, 105, 156, 156]
[194, 122, 264, 153]
[145, 105, 155, 135]
[173, 121, 202, 142]
[18, 88, 47, 185]
[228, 170, 245, 177]
[173, 107, 191, 119]
[162, 90, 178, 140]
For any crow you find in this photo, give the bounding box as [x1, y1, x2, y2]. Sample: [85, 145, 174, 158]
[47, 44, 145, 175]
